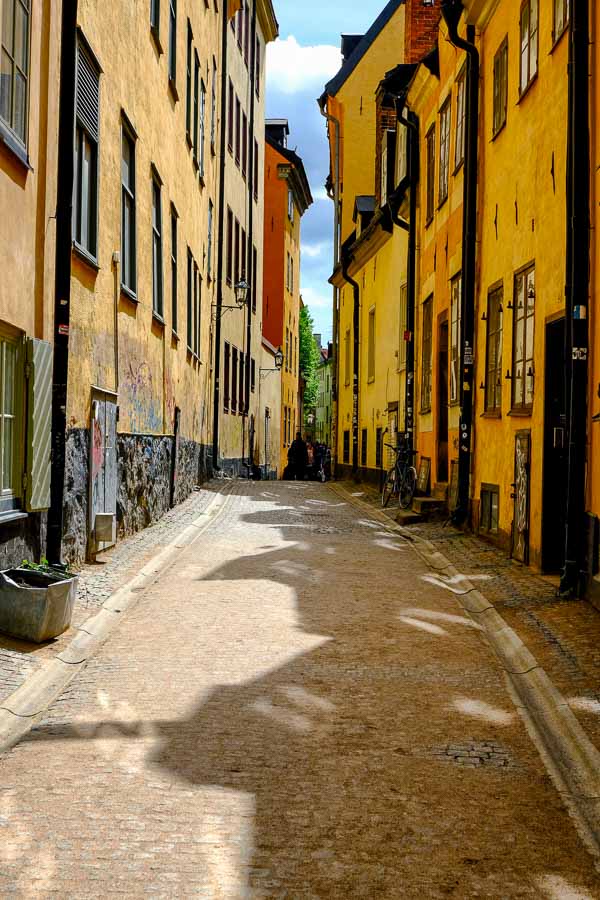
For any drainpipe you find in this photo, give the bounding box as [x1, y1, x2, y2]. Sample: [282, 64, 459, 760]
[560, 0, 590, 597]
[441, 2, 479, 525]
[243, 0, 257, 467]
[211, 4, 230, 474]
[341, 254, 360, 474]
[396, 102, 419, 455]
[318, 97, 341, 472]
[47, 0, 78, 564]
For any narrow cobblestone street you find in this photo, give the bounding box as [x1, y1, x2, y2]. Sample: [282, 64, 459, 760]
[1, 481, 600, 898]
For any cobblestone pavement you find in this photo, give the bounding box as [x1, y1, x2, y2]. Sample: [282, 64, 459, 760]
[0, 483, 224, 707]
[1, 481, 600, 897]
[350, 482, 600, 755]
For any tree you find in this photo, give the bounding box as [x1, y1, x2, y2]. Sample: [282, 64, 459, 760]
[299, 305, 320, 414]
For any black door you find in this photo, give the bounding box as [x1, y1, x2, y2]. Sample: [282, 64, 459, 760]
[542, 318, 567, 572]
[437, 320, 449, 483]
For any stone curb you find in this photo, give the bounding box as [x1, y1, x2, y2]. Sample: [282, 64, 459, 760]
[330, 482, 600, 858]
[0, 487, 232, 756]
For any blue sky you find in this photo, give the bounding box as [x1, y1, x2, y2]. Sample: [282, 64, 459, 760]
[266, 1, 387, 344]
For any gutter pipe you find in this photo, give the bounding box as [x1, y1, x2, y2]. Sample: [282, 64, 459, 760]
[211, 4, 230, 474]
[441, 2, 479, 526]
[47, 0, 78, 564]
[560, 0, 590, 597]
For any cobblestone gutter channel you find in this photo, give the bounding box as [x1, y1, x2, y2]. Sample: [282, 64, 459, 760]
[332, 481, 600, 861]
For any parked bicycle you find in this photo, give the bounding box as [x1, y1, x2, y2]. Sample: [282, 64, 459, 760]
[381, 443, 418, 510]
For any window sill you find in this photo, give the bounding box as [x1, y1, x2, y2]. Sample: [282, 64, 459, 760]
[193, 158, 199, 172]
[186, 133, 193, 150]
[453, 158, 464, 176]
[120, 284, 138, 304]
[211, 141, 216, 157]
[198, 173, 205, 188]
[150, 25, 164, 55]
[420, 407, 432, 415]
[508, 408, 532, 417]
[168, 77, 179, 102]
[367, 376, 375, 384]
[72, 242, 100, 271]
[491, 120, 506, 143]
[481, 410, 502, 419]
[425, 216, 434, 229]
[517, 72, 538, 105]
[448, 400, 459, 408]
[0, 510, 28, 525]
[0, 119, 32, 171]
[172, 329, 180, 343]
[550, 23, 569, 53]
[152, 312, 166, 328]
[437, 194, 448, 211]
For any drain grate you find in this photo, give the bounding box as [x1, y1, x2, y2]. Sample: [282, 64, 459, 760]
[424, 740, 516, 769]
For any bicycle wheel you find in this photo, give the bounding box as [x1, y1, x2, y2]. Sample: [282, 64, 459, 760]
[399, 466, 417, 509]
[382, 468, 397, 508]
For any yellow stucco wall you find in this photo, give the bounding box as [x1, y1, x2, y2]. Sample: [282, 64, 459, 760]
[68, 0, 221, 448]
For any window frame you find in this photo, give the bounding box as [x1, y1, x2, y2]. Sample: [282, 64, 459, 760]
[151, 168, 164, 320]
[519, 0, 538, 97]
[0, 0, 31, 153]
[367, 306, 375, 382]
[493, 37, 508, 137]
[454, 67, 466, 170]
[552, 0, 569, 45]
[480, 483, 500, 534]
[0, 329, 24, 512]
[449, 274, 461, 405]
[185, 21, 192, 142]
[223, 341, 230, 411]
[121, 117, 137, 299]
[207, 199, 213, 281]
[168, 0, 177, 87]
[420, 296, 433, 413]
[511, 263, 535, 411]
[226, 207, 233, 286]
[398, 282, 407, 370]
[170, 205, 178, 336]
[73, 37, 100, 264]
[425, 125, 436, 225]
[438, 98, 451, 207]
[485, 283, 503, 413]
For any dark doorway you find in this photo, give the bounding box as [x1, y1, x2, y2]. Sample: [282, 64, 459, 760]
[542, 317, 567, 572]
[437, 319, 449, 484]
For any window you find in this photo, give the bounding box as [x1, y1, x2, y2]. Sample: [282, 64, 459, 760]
[553, 0, 569, 42]
[251, 358, 256, 392]
[241, 227, 246, 282]
[235, 96, 241, 166]
[512, 264, 535, 410]
[231, 347, 238, 413]
[192, 51, 200, 165]
[186, 22, 192, 140]
[255, 36, 260, 96]
[380, 129, 396, 206]
[170, 207, 178, 333]
[187, 248, 193, 349]
[343, 430, 350, 464]
[237, 2, 243, 48]
[361, 429, 367, 467]
[290, 258, 294, 294]
[151, 171, 163, 318]
[198, 79, 206, 176]
[253, 137, 258, 199]
[0, 0, 30, 148]
[207, 200, 213, 280]
[421, 297, 433, 412]
[252, 245, 257, 313]
[193, 261, 200, 356]
[344, 328, 351, 386]
[168, 0, 176, 84]
[244, 1, 250, 64]
[375, 427, 383, 469]
[226, 207, 233, 285]
[288, 189, 294, 223]
[227, 78, 234, 152]
[398, 283, 407, 369]
[74, 40, 100, 260]
[450, 274, 461, 404]
[425, 125, 435, 224]
[0, 334, 21, 510]
[234, 219, 240, 285]
[367, 307, 375, 381]
[455, 69, 466, 168]
[485, 284, 503, 412]
[239, 350, 245, 414]
[438, 100, 450, 206]
[285, 327, 289, 371]
[520, 0, 538, 95]
[493, 39, 508, 136]
[121, 123, 136, 296]
[224, 342, 230, 411]
[241, 111, 248, 177]
[150, 0, 160, 34]
[480, 484, 499, 533]
[210, 58, 217, 151]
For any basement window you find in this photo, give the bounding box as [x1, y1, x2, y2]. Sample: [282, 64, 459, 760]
[480, 484, 499, 534]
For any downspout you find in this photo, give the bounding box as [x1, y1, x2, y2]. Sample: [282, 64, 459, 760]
[341, 254, 360, 474]
[318, 97, 341, 471]
[244, 0, 257, 463]
[560, 0, 590, 597]
[441, 2, 479, 526]
[211, 3, 230, 473]
[47, 0, 78, 564]
[397, 102, 419, 454]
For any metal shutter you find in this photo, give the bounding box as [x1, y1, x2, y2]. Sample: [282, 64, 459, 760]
[26, 339, 53, 512]
[76, 40, 100, 140]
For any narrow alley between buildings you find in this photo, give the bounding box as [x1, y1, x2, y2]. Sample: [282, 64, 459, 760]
[0, 481, 599, 898]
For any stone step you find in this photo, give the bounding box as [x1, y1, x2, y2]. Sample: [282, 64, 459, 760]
[395, 508, 423, 525]
[432, 482, 449, 500]
[411, 496, 448, 516]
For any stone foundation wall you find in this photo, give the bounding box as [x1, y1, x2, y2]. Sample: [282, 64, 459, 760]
[0, 512, 47, 570]
[62, 428, 89, 565]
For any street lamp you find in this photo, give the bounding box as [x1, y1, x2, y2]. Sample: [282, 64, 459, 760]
[260, 346, 284, 377]
[235, 278, 250, 308]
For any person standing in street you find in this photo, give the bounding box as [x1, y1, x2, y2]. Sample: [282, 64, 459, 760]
[288, 432, 308, 481]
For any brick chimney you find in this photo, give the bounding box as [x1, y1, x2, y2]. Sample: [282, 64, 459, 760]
[404, 1, 440, 64]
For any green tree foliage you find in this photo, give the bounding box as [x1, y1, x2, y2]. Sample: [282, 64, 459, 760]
[299, 305, 320, 412]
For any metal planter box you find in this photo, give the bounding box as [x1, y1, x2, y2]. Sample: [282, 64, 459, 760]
[0, 569, 78, 643]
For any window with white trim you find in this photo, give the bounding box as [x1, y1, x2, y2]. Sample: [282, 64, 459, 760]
[0, 0, 30, 148]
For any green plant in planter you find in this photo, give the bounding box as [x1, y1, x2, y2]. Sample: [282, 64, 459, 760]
[21, 558, 75, 580]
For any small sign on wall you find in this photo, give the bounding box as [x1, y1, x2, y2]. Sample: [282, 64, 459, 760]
[417, 457, 431, 495]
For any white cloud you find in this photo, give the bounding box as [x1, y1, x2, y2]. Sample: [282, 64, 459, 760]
[301, 286, 332, 311]
[267, 36, 340, 94]
[302, 242, 327, 259]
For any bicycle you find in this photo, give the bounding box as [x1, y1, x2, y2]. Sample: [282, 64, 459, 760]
[381, 443, 418, 510]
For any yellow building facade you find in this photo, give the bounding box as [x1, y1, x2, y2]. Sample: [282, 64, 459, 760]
[63, 0, 222, 560]
[0, 0, 61, 566]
